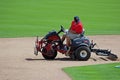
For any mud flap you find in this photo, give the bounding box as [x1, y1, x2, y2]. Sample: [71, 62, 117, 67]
[34, 47, 38, 56]
[34, 36, 39, 56]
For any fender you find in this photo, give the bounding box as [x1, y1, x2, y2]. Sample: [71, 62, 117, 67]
[79, 43, 89, 47]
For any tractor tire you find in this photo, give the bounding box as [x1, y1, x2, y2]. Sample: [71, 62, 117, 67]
[42, 48, 57, 60]
[75, 46, 91, 61]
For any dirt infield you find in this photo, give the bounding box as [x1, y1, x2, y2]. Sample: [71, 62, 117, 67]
[0, 35, 120, 80]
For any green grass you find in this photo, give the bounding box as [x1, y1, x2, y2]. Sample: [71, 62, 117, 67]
[63, 63, 120, 80]
[0, 0, 120, 37]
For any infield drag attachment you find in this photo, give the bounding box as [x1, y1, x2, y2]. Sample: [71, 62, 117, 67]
[90, 40, 118, 61]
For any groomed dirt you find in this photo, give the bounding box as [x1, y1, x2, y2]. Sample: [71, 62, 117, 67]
[0, 35, 120, 80]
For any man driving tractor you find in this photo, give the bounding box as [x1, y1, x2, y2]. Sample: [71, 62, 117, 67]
[62, 16, 84, 55]
[34, 16, 118, 60]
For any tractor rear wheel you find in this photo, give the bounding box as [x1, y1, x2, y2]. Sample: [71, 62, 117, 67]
[75, 46, 91, 61]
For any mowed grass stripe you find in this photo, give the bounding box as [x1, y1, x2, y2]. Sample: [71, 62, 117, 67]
[0, 0, 120, 37]
[63, 63, 120, 80]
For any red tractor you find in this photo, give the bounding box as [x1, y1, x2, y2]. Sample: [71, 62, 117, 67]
[34, 26, 118, 61]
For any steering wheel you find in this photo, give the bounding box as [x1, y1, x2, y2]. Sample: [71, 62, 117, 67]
[57, 25, 65, 34]
[60, 25, 65, 32]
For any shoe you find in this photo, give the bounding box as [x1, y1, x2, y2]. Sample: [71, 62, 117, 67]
[64, 45, 68, 51]
[59, 45, 67, 51]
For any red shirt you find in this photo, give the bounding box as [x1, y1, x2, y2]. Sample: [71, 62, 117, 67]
[70, 21, 83, 34]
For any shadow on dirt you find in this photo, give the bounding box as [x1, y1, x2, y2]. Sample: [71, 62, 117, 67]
[25, 57, 119, 61]
[25, 58, 44, 61]
[25, 57, 76, 61]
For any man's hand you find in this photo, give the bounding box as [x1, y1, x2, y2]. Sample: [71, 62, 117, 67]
[69, 29, 77, 34]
